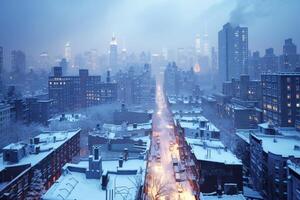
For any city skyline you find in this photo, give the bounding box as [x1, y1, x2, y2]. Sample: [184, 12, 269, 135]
[0, 0, 300, 58]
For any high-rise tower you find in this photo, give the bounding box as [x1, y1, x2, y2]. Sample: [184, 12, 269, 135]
[218, 23, 248, 83]
[109, 34, 118, 69]
[65, 42, 72, 63]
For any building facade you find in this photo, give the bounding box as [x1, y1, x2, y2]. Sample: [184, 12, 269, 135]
[0, 129, 80, 200]
[49, 67, 117, 112]
[218, 23, 248, 84]
[262, 73, 300, 127]
[250, 133, 300, 200]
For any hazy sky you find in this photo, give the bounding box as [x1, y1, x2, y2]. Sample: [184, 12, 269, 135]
[0, 0, 300, 57]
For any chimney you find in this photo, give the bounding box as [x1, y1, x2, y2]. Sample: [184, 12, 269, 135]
[119, 157, 124, 168]
[124, 148, 128, 161]
[93, 146, 100, 160]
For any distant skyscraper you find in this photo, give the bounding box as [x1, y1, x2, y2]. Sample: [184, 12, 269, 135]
[121, 47, 127, 66]
[0, 47, 3, 75]
[218, 23, 248, 83]
[203, 32, 209, 57]
[65, 42, 72, 63]
[280, 38, 300, 72]
[262, 48, 279, 73]
[109, 34, 118, 69]
[39, 52, 49, 69]
[59, 58, 68, 75]
[249, 51, 262, 80]
[11, 50, 26, 75]
[195, 34, 201, 55]
[0, 47, 3, 93]
[211, 47, 218, 73]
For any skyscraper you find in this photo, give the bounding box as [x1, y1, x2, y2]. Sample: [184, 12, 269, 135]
[59, 58, 68, 75]
[65, 42, 72, 63]
[109, 34, 118, 69]
[218, 23, 248, 83]
[211, 47, 218, 73]
[262, 48, 279, 73]
[195, 34, 201, 56]
[11, 50, 26, 75]
[0, 46, 3, 75]
[203, 32, 210, 57]
[280, 38, 300, 72]
[0, 47, 3, 93]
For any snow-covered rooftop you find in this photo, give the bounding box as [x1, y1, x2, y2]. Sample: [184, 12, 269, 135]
[48, 113, 86, 122]
[42, 159, 146, 200]
[201, 194, 246, 200]
[287, 160, 300, 176]
[252, 134, 300, 158]
[186, 138, 241, 165]
[0, 129, 80, 172]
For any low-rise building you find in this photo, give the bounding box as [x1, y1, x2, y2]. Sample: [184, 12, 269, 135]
[287, 160, 300, 200]
[42, 149, 146, 200]
[249, 133, 300, 200]
[0, 104, 11, 138]
[0, 129, 80, 199]
[49, 67, 117, 112]
[176, 115, 220, 139]
[186, 138, 243, 193]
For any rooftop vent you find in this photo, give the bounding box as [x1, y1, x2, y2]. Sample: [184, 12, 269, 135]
[294, 145, 300, 151]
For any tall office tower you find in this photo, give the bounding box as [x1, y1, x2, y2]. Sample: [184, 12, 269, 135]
[11, 50, 26, 75]
[218, 23, 248, 83]
[211, 47, 218, 73]
[280, 38, 300, 72]
[0, 47, 3, 75]
[249, 51, 262, 80]
[0, 47, 3, 93]
[195, 34, 201, 56]
[262, 72, 300, 127]
[86, 49, 98, 72]
[39, 52, 50, 69]
[262, 48, 279, 73]
[109, 34, 118, 69]
[164, 62, 179, 96]
[203, 32, 210, 57]
[59, 58, 68, 75]
[121, 47, 127, 66]
[65, 42, 72, 63]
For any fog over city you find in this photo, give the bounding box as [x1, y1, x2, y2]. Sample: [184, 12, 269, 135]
[0, 0, 300, 59]
[0, 1, 300, 200]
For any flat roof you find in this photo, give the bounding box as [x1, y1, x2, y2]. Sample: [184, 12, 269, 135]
[252, 134, 300, 158]
[186, 138, 241, 165]
[287, 160, 300, 176]
[0, 129, 80, 172]
[42, 159, 146, 200]
[48, 113, 86, 122]
[201, 194, 246, 200]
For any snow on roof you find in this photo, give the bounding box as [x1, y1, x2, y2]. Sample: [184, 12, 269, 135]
[43, 159, 146, 200]
[201, 194, 246, 200]
[48, 113, 86, 122]
[127, 123, 152, 131]
[252, 134, 300, 158]
[175, 115, 208, 122]
[287, 160, 300, 176]
[277, 127, 300, 137]
[243, 186, 263, 199]
[186, 138, 241, 165]
[235, 129, 259, 144]
[3, 143, 25, 150]
[0, 129, 80, 171]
